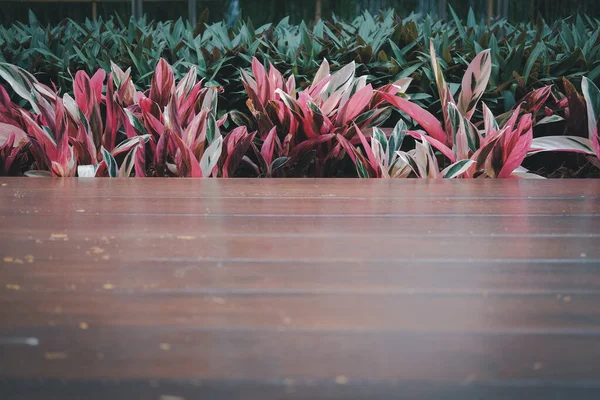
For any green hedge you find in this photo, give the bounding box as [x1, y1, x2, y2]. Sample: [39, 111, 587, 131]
[2, 9, 599, 118]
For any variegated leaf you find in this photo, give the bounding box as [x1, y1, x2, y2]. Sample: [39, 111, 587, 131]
[200, 135, 223, 177]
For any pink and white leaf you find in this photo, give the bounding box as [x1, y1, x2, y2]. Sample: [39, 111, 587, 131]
[199, 135, 223, 177]
[582, 77, 600, 158]
[458, 50, 491, 120]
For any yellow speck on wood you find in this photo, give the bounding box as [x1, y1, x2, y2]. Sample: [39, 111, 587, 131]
[76, 209, 86, 213]
[177, 235, 195, 240]
[1, 183, 7, 187]
[50, 233, 68, 241]
[6, 284, 21, 291]
[44, 352, 67, 360]
[79, 322, 89, 330]
[90, 246, 104, 254]
[14, 258, 24, 264]
[24, 255, 35, 263]
[102, 283, 115, 290]
[563, 296, 572, 303]
[101, 254, 110, 260]
[3, 256, 14, 263]
[159, 343, 171, 351]
[335, 376, 349, 385]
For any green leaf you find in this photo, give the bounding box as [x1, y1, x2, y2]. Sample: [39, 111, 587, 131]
[523, 42, 545, 85]
[442, 159, 475, 178]
[356, 158, 370, 178]
[270, 157, 289, 171]
[101, 147, 118, 177]
[123, 109, 150, 136]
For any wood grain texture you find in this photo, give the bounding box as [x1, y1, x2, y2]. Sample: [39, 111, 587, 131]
[1, 178, 600, 399]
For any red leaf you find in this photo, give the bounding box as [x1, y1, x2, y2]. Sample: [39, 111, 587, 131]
[288, 134, 335, 161]
[154, 130, 170, 176]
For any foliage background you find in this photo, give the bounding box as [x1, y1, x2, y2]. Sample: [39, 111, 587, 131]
[1, 0, 599, 26]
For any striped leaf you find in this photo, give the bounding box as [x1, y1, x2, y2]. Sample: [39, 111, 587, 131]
[441, 159, 476, 179]
[528, 136, 596, 155]
[582, 77, 600, 158]
[101, 147, 118, 177]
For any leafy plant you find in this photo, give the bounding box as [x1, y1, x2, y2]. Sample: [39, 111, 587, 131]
[0, 59, 223, 177]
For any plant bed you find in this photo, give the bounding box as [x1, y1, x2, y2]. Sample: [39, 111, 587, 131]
[1, 44, 599, 179]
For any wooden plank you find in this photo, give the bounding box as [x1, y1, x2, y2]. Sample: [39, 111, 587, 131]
[1, 327, 600, 381]
[2, 214, 600, 236]
[1, 196, 599, 216]
[1, 179, 600, 399]
[2, 178, 600, 199]
[0, 231, 597, 260]
[2, 259, 599, 293]
[2, 290, 600, 331]
[2, 380, 599, 400]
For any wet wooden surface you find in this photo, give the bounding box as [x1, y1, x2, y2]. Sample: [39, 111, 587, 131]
[1, 178, 600, 399]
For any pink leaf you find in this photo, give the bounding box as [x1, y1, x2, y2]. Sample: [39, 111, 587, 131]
[223, 127, 256, 178]
[102, 73, 118, 151]
[285, 74, 296, 96]
[429, 39, 456, 143]
[251, 57, 270, 106]
[497, 114, 533, 178]
[150, 58, 175, 108]
[261, 126, 278, 167]
[336, 84, 374, 125]
[73, 70, 93, 117]
[0, 122, 27, 147]
[134, 139, 146, 177]
[90, 69, 106, 104]
[405, 130, 456, 163]
[335, 133, 357, 164]
[353, 124, 378, 172]
[379, 92, 448, 145]
[172, 132, 203, 177]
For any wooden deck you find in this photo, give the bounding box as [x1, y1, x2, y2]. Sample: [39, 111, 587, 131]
[1, 178, 600, 399]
